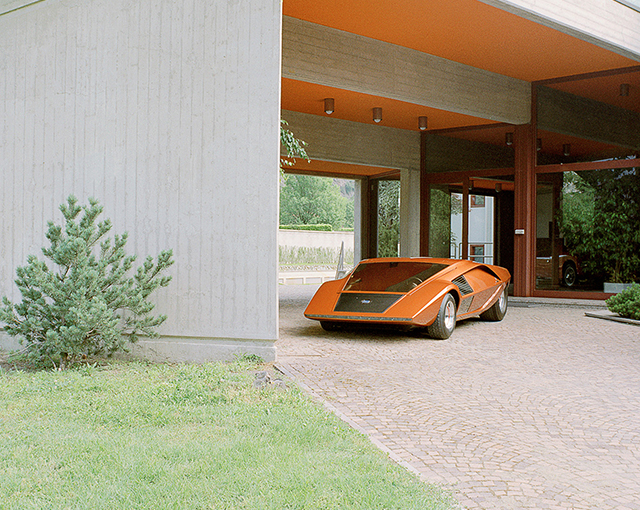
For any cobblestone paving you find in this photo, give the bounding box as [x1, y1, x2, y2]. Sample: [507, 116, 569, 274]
[276, 285, 640, 510]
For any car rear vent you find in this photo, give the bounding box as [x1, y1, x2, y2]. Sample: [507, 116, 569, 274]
[453, 275, 473, 295]
[334, 293, 402, 314]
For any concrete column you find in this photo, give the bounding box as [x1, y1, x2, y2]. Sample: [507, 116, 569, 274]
[399, 168, 421, 257]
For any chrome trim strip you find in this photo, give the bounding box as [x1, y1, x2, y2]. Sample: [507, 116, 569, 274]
[306, 314, 413, 323]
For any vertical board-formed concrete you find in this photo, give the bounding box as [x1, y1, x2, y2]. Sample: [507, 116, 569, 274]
[399, 169, 421, 257]
[0, 0, 282, 361]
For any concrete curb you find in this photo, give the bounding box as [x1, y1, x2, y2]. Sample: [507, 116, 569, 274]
[509, 296, 607, 309]
[585, 310, 640, 326]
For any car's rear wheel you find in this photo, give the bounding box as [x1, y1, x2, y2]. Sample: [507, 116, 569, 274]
[320, 321, 340, 332]
[427, 293, 457, 340]
[480, 287, 508, 321]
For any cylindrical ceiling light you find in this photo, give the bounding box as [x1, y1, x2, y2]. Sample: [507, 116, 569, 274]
[505, 132, 514, 146]
[537, 138, 542, 152]
[563, 143, 571, 157]
[372, 107, 382, 123]
[418, 116, 428, 130]
[620, 83, 630, 97]
[324, 98, 335, 114]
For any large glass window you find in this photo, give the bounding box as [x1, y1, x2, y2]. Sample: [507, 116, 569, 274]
[429, 185, 458, 258]
[536, 167, 640, 291]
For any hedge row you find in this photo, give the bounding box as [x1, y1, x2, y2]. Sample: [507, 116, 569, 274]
[279, 224, 332, 231]
[279, 225, 354, 232]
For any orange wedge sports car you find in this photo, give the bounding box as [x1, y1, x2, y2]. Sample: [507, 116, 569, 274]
[304, 257, 510, 339]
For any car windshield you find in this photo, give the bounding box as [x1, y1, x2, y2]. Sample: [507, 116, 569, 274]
[343, 261, 449, 293]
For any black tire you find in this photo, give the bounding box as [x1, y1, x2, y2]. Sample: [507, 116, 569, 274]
[562, 262, 577, 287]
[320, 321, 340, 332]
[427, 293, 457, 340]
[480, 287, 508, 321]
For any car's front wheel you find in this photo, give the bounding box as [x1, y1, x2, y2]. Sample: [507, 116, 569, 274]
[427, 293, 457, 340]
[562, 262, 577, 287]
[480, 287, 508, 321]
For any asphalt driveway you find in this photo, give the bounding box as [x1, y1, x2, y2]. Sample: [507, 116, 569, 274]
[276, 284, 640, 510]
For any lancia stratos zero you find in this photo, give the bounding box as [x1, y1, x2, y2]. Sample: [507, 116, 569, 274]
[304, 257, 511, 339]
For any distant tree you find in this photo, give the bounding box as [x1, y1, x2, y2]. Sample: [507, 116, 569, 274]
[428, 189, 464, 257]
[342, 198, 355, 230]
[279, 122, 355, 231]
[377, 180, 400, 257]
[280, 175, 351, 230]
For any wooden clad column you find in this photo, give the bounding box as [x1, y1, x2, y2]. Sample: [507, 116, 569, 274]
[358, 177, 371, 260]
[359, 177, 378, 260]
[368, 180, 379, 259]
[462, 176, 470, 260]
[513, 122, 536, 296]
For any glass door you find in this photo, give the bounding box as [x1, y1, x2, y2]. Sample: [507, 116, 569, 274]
[428, 174, 514, 270]
[450, 192, 495, 263]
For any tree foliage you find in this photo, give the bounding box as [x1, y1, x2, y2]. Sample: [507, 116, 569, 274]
[429, 188, 463, 258]
[280, 119, 309, 169]
[280, 175, 353, 230]
[377, 180, 400, 257]
[560, 169, 640, 283]
[0, 196, 174, 368]
[279, 121, 354, 231]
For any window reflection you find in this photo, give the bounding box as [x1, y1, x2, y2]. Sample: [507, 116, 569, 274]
[536, 167, 640, 291]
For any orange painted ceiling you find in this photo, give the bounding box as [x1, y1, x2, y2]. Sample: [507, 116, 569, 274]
[546, 69, 640, 114]
[281, 79, 495, 132]
[282, 0, 640, 171]
[283, 0, 637, 82]
[282, 158, 399, 178]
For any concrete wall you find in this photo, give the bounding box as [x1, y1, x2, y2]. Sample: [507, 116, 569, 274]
[0, 0, 282, 361]
[279, 229, 354, 252]
[482, 0, 640, 60]
[0, 0, 41, 15]
[283, 16, 531, 125]
[537, 86, 640, 150]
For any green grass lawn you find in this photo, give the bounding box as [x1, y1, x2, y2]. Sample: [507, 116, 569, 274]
[0, 358, 459, 510]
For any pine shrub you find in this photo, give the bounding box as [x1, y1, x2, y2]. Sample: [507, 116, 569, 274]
[0, 196, 174, 368]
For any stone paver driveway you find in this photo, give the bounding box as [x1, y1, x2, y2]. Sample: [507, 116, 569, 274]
[276, 285, 640, 510]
